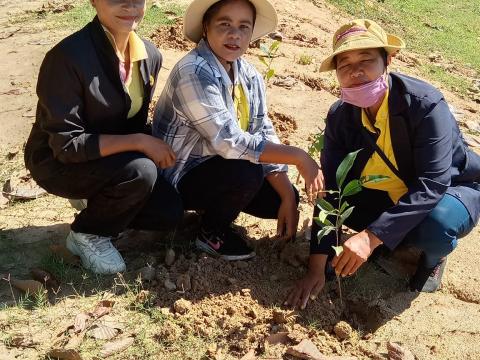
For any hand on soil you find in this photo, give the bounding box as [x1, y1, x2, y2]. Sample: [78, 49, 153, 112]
[276, 199, 300, 239]
[332, 230, 382, 277]
[284, 270, 325, 310]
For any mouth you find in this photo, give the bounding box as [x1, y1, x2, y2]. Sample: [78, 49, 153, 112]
[117, 16, 138, 22]
[224, 44, 240, 51]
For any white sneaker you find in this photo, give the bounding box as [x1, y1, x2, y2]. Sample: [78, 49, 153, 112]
[66, 231, 126, 275]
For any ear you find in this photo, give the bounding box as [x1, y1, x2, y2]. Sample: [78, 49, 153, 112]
[386, 53, 393, 66]
[90, 0, 96, 8]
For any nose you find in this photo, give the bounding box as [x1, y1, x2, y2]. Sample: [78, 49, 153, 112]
[350, 63, 365, 78]
[226, 27, 242, 39]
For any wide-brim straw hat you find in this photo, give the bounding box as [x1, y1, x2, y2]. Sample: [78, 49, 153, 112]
[183, 0, 278, 43]
[319, 19, 405, 72]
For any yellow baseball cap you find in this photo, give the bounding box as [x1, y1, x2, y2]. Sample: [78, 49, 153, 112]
[319, 19, 405, 72]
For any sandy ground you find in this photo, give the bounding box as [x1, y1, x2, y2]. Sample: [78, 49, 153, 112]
[1, 0, 480, 359]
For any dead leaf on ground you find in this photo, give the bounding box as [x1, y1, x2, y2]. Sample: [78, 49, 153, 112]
[92, 300, 115, 318]
[240, 348, 257, 360]
[286, 338, 325, 360]
[49, 244, 81, 266]
[387, 342, 415, 360]
[88, 324, 119, 340]
[100, 336, 135, 357]
[73, 313, 91, 334]
[46, 348, 82, 360]
[30, 267, 59, 289]
[10, 278, 45, 294]
[8, 334, 38, 349]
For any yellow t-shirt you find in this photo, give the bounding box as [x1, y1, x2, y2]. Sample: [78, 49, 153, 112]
[103, 27, 148, 119]
[360, 90, 408, 203]
[233, 84, 249, 131]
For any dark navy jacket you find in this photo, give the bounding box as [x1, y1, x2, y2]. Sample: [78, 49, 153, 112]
[24, 17, 162, 182]
[312, 72, 480, 253]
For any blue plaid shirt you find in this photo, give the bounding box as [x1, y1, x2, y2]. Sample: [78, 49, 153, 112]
[153, 39, 287, 187]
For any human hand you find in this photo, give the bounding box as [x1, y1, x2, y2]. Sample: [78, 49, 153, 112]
[331, 230, 383, 277]
[284, 254, 326, 309]
[277, 198, 299, 240]
[295, 153, 325, 203]
[138, 135, 176, 168]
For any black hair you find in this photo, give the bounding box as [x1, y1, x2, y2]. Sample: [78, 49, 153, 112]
[202, 0, 257, 34]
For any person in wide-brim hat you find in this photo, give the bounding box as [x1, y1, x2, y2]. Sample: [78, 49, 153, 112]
[183, 0, 278, 43]
[285, 18, 480, 310]
[153, 0, 325, 262]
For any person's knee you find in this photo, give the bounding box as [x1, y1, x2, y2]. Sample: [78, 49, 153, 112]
[122, 156, 158, 194]
[226, 161, 264, 193]
[410, 212, 456, 257]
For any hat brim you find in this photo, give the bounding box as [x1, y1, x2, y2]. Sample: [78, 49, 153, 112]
[319, 34, 405, 72]
[183, 0, 278, 43]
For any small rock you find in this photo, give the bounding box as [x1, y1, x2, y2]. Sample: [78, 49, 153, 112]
[268, 31, 284, 41]
[236, 261, 249, 269]
[241, 288, 251, 296]
[333, 321, 354, 341]
[286, 339, 324, 360]
[173, 298, 192, 315]
[176, 274, 191, 292]
[138, 266, 156, 282]
[387, 342, 415, 360]
[164, 279, 177, 291]
[165, 248, 175, 266]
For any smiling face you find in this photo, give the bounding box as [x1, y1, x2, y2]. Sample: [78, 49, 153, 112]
[335, 48, 390, 88]
[203, 0, 255, 66]
[90, 0, 146, 36]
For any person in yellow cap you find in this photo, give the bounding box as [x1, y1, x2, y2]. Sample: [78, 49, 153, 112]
[24, 0, 183, 275]
[286, 19, 480, 309]
[153, 0, 324, 261]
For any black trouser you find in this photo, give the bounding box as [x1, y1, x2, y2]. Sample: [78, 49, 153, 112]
[36, 152, 183, 237]
[178, 156, 299, 230]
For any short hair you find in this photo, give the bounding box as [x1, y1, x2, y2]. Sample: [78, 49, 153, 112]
[202, 0, 257, 29]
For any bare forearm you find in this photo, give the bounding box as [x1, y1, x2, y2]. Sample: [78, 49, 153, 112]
[266, 171, 295, 201]
[99, 134, 143, 157]
[259, 142, 307, 166]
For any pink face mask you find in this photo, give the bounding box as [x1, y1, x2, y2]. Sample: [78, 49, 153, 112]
[340, 75, 388, 108]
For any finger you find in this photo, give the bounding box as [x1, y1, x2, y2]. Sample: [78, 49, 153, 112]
[341, 256, 358, 277]
[289, 287, 303, 309]
[349, 259, 364, 275]
[333, 251, 351, 275]
[300, 286, 313, 309]
[284, 287, 299, 307]
[310, 279, 325, 298]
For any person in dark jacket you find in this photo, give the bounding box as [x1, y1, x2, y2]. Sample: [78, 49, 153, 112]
[24, 0, 183, 275]
[286, 19, 480, 309]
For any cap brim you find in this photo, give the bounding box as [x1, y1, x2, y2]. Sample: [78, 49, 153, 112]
[319, 34, 405, 72]
[183, 0, 278, 43]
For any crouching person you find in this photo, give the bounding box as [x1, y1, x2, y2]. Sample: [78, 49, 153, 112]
[24, 0, 183, 275]
[153, 0, 324, 261]
[286, 19, 480, 309]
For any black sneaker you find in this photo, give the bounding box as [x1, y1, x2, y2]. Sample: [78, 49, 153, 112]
[195, 227, 256, 261]
[409, 255, 447, 293]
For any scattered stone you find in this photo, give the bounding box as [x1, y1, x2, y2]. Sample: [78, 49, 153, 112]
[286, 338, 324, 360]
[173, 298, 192, 314]
[268, 31, 284, 41]
[138, 266, 156, 282]
[333, 321, 354, 341]
[387, 342, 415, 360]
[241, 288, 251, 296]
[176, 274, 192, 292]
[236, 261, 249, 269]
[165, 248, 175, 266]
[164, 279, 177, 291]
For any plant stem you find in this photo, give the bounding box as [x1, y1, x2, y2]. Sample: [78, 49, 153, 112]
[335, 194, 344, 307]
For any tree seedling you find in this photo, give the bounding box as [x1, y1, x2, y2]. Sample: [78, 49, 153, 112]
[258, 40, 280, 83]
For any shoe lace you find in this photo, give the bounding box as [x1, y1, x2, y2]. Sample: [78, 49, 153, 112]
[84, 234, 113, 253]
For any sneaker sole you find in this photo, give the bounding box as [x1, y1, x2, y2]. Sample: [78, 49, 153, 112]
[195, 239, 256, 261]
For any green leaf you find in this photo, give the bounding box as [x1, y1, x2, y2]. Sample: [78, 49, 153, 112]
[338, 206, 355, 228]
[260, 44, 269, 54]
[342, 179, 362, 197]
[360, 174, 390, 184]
[308, 133, 324, 157]
[316, 198, 335, 212]
[339, 201, 350, 214]
[317, 226, 336, 243]
[336, 149, 361, 189]
[266, 69, 275, 80]
[332, 246, 344, 257]
[258, 56, 268, 67]
[314, 211, 334, 227]
[270, 40, 280, 52]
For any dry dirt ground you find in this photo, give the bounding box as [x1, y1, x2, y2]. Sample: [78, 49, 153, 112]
[1, 0, 480, 359]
